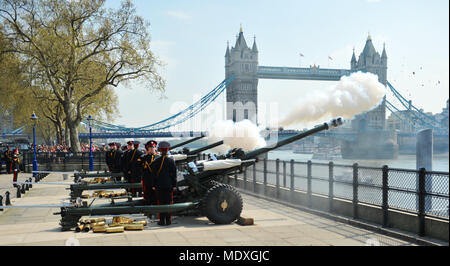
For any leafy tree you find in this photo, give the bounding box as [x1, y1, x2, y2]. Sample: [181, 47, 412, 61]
[0, 0, 165, 151]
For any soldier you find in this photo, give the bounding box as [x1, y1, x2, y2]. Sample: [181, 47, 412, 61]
[121, 141, 134, 183]
[3, 146, 12, 174]
[113, 143, 124, 173]
[151, 141, 177, 226]
[126, 140, 143, 197]
[142, 140, 158, 205]
[105, 143, 116, 172]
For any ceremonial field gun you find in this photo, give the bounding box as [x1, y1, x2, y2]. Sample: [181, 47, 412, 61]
[56, 118, 343, 231]
[68, 140, 225, 200]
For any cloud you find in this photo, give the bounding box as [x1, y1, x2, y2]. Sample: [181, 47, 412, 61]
[167, 10, 191, 20]
[366, 0, 381, 2]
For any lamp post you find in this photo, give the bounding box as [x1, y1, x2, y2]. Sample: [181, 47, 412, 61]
[30, 112, 38, 176]
[87, 115, 94, 171]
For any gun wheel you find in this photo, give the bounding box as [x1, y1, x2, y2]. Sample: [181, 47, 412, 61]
[201, 183, 243, 224]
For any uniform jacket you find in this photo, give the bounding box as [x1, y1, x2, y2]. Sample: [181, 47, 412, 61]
[150, 155, 177, 189]
[141, 153, 158, 189]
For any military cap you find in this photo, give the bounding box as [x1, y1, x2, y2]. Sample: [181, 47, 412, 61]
[158, 141, 170, 150]
[115, 143, 122, 148]
[127, 141, 134, 145]
[133, 140, 140, 145]
[108, 142, 115, 146]
[145, 140, 157, 149]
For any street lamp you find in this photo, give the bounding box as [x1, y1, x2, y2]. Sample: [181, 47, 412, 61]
[87, 115, 94, 171]
[30, 112, 38, 177]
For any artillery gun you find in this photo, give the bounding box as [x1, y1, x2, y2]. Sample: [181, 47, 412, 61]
[56, 117, 343, 231]
[68, 140, 225, 200]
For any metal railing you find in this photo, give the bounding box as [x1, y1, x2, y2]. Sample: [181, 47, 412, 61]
[21, 151, 107, 172]
[230, 158, 449, 237]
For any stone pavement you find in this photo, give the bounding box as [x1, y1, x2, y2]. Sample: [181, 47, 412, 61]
[0, 173, 419, 246]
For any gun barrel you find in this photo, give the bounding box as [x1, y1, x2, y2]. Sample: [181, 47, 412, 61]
[187, 140, 224, 155]
[243, 117, 344, 160]
[170, 134, 206, 150]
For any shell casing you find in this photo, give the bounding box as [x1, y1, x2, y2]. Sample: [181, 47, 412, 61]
[91, 221, 106, 227]
[83, 224, 92, 232]
[133, 220, 148, 226]
[106, 226, 124, 233]
[75, 224, 85, 232]
[112, 216, 133, 224]
[124, 224, 144, 231]
[93, 226, 108, 233]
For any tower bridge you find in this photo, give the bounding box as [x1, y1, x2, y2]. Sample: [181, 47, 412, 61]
[225, 27, 387, 124]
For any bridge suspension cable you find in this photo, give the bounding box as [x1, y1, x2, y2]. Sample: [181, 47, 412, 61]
[387, 81, 446, 131]
[83, 76, 235, 132]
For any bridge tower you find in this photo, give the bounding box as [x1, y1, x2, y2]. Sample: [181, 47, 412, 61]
[225, 26, 259, 123]
[351, 34, 388, 85]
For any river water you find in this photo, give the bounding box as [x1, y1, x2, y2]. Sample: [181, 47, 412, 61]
[267, 150, 449, 172]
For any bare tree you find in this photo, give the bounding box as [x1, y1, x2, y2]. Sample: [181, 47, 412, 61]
[0, 0, 165, 151]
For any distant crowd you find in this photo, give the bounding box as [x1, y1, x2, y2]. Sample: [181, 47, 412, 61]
[33, 143, 108, 153]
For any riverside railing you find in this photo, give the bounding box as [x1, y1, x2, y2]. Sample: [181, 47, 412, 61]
[227, 157, 449, 237]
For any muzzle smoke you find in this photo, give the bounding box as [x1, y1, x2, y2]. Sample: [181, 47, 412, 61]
[207, 119, 267, 154]
[279, 72, 386, 127]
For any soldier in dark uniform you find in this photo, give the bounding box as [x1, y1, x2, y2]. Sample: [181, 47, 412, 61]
[121, 141, 133, 183]
[107, 143, 123, 181]
[151, 141, 177, 226]
[105, 143, 116, 172]
[127, 140, 143, 197]
[113, 142, 124, 174]
[3, 146, 12, 174]
[142, 140, 158, 205]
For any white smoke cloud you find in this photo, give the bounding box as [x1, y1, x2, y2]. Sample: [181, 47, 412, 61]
[207, 119, 267, 154]
[279, 72, 386, 127]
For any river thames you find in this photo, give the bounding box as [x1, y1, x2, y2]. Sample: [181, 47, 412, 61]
[268, 150, 449, 172]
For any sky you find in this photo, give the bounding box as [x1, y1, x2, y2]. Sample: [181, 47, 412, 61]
[104, 0, 449, 131]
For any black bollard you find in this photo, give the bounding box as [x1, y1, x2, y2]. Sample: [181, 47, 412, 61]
[28, 178, 33, 189]
[0, 195, 3, 211]
[25, 181, 29, 191]
[17, 185, 21, 198]
[5, 191, 11, 205]
[20, 184, 26, 194]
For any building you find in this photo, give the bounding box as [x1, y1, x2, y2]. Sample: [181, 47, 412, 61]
[351, 34, 388, 86]
[352, 96, 387, 131]
[225, 26, 259, 123]
[434, 99, 449, 129]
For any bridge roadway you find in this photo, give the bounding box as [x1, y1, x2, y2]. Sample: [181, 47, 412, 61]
[0, 172, 443, 246]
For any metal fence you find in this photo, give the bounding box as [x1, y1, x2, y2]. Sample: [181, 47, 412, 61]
[21, 151, 108, 172]
[232, 158, 449, 236]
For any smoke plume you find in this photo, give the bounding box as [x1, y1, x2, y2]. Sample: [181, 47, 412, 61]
[207, 119, 267, 154]
[279, 72, 386, 127]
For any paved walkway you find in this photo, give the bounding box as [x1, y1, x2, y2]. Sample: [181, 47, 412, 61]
[0, 173, 419, 246]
